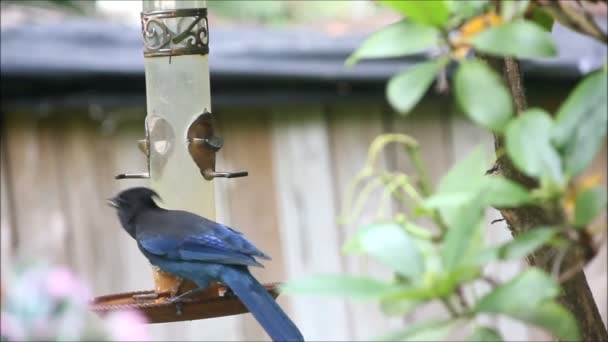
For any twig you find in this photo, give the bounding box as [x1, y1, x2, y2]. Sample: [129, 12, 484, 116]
[376, 173, 409, 218]
[491, 218, 506, 225]
[346, 176, 385, 225]
[485, 164, 499, 175]
[404, 144, 450, 236]
[573, 0, 608, 42]
[551, 245, 570, 279]
[481, 275, 500, 287]
[377, 171, 417, 205]
[559, 261, 587, 283]
[503, 57, 528, 112]
[441, 298, 459, 318]
[535, 0, 608, 44]
[405, 145, 433, 198]
[455, 287, 469, 311]
[489, 40, 608, 342]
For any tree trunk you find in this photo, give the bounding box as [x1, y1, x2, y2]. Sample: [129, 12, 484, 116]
[490, 57, 608, 342]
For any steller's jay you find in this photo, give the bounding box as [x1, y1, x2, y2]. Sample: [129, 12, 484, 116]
[108, 187, 304, 342]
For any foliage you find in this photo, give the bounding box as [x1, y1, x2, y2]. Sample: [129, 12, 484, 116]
[208, 0, 381, 27]
[0, 261, 149, 341]
[1, 0, 88, 14]
[284, 1, 607, 341]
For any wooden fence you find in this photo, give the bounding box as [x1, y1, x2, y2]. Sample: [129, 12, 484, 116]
[1, 93, 606, 341]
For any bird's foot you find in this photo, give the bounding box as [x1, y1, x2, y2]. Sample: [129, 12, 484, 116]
[168, 295, 188, 316]
[223, 287, 236, 298]
[168, 286, 207, 316]
[174, 301, 183, 316]
[168, 287, 205, 303]
[491, 218, 506, 225]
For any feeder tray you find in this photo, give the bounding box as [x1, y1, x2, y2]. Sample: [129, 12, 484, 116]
[91, 283, 280, 323]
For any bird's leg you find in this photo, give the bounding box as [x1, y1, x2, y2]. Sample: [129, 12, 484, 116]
[222, 284, 236, 297]
[169, 287, 207, 317]
[175, 302, 183, 316]
[169, 277, 184, 298]
[168, 287, 206, 304]
[172, 287, 204, 316]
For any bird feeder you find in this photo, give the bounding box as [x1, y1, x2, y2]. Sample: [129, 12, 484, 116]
[91, 0, 279, 323]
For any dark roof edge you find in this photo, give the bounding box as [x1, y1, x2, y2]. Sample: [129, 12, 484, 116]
[1, 18, 606, 84]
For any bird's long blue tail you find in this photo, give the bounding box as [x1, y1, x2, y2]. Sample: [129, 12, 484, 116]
[218, 266, 304, 342]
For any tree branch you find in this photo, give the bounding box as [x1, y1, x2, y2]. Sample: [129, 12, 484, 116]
[489, 57, 608, 342]
[533, 0, 608, 44]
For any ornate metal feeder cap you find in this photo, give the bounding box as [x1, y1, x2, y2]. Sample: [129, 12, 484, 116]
[141, 8, 209, 57]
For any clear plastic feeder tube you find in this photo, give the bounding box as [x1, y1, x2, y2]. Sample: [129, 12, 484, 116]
[141, 0, 215, 219]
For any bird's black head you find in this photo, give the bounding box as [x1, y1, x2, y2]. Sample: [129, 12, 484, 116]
[107, 187, 161, 237]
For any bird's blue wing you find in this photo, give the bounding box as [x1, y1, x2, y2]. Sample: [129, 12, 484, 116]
[138, 234, 181, 256]
[136, 218, 269, 267]
[200, 221, 271, 260]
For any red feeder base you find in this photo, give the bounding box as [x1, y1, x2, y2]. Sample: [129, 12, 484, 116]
[90, 283, 280, 323]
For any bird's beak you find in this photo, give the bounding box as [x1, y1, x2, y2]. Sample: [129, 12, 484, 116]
[106, 198, 119, 208]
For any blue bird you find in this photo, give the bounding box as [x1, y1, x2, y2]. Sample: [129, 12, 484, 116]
[108, 187, 304, 342]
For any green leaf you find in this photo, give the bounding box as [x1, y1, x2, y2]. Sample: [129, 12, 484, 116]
[387, 60, 442, 115]
[380, 0, 451, 27]
[455, 60, 513, 132]
[432, 146, 486, 223]
[402, 221, 434, 240]
[469, 326, 503, 342]
[552, 70, 608, 176]
[531, 7, 554, 32]
[472, 20, 557, 57]
[476, 227, 557, 264]
[498, 227, 557, 260]
[481, 176, 533, 207]
[431, 149, 532, 209]
[505, 109, 564, 185]
[427, 147, 488, 271]
[575, 186, 608, 227]
[512, 301, 580, 342]
[380, 298, 421, 316]
[344, 223, 425, 279]
[436, 146, 488, 199]
[383, 283, 438, 301]
[475, 268, 560, 313]
[451, 0, 489, 20]
[346, 20, 439, 65]
[442, 264, 481, 292]
[281, 274, 401, 300]
[423, 192, 476, 209]
[501, 0, 530, 21]
[376, 319, 456, 342]
[442, 201, 485, 271]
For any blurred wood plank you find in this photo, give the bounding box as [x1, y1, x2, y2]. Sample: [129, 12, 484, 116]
[271, 106, 350, 341]
[388, 98, 453, 186]
[57, 116, 130, 294]
[4, 114, 70, 264]
[327, 103, 403, 340]
[215, 109, 286, 341]
[1, 128, 14, 281]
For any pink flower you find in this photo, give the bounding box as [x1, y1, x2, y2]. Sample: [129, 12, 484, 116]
[1, 312, 26, 341]
[105, 309, 149, 341]
[45, 266, 91, 303]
